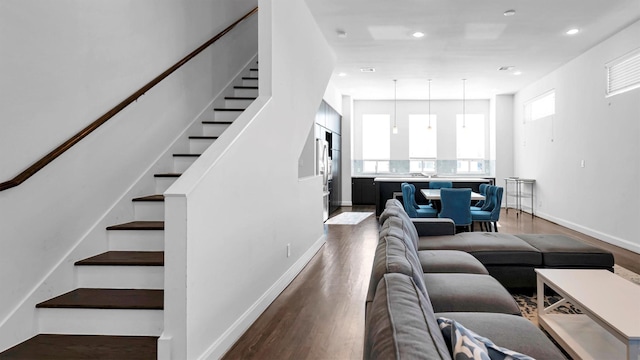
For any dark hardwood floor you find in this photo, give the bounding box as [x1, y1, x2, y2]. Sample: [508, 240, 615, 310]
[222, 206, 640, 359]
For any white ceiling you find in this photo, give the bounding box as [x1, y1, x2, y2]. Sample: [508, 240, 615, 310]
[304, 0, 640, 100]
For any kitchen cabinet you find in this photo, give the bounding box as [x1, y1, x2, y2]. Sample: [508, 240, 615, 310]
[352, 177, 376, 205]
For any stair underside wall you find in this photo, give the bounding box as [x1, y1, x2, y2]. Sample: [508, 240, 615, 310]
[162, 0, 337, 358]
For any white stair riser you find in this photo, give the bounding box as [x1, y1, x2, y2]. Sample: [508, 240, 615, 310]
[134, 201, 164, 221]
[242, 78, 258, 87]
[108, 230, 164, 251]
[37, 308, 163, 336]
[234, 88, 258, 97]
[189, 138, 216, 153]
[225, 98, 253, 108]
[203, 123, 231, 137]
[76, 266, 164, 289]
[155, 176, 178, 193]
[173, 156, 198, 173]
[249, 70, 258, 77]
[214, 110, 242, 121]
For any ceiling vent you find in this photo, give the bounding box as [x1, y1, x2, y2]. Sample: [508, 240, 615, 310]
[498, 66, 515, 71]
[360, 67, 376, 73]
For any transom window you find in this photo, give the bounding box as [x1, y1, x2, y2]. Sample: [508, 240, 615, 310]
[524, 90, 555, 122]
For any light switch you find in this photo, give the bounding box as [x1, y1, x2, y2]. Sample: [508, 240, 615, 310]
[580, 160, 585, 168]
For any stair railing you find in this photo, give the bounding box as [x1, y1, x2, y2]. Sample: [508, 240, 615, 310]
[0, 6, 258, 192]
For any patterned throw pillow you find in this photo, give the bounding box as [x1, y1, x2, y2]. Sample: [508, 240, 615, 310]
[437, 317, 535, 360]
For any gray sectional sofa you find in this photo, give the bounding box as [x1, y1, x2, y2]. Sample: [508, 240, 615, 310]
[381, 200, 614, 290]
[364, 199, 615, 359]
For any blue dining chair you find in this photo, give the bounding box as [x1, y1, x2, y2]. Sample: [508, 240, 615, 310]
[470, 183, 489, 211]
[438, 188, 472, 231]
[401, 182, 433, 210]
[429, 181, 453, 189]
[402, 183, 437, 218]
[471, 186, 504, 232]
[427, 181, 453, 207]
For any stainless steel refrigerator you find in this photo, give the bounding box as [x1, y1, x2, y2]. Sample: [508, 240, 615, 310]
[316, 138, 330, 221]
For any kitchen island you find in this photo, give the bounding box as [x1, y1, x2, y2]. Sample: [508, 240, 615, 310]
[373, 176, 494, 216]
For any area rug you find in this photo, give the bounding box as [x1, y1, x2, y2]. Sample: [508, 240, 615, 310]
[514, 265, 640, 326]
[324, 212, 373, 225]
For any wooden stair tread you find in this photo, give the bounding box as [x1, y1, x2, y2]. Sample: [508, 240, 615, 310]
[106, 221, 164, 231]
[172, 153, 201, 157]
[36, 289, 163, 310]
[202, 121, 233, 124]
[250, 68, 258, 71]
[75, 251, 164, 266]
[0, 334, 157, 360]
[189, 136, 218, 139]
[153, 173, 181, 178]
[132, 194, 164, 202]
[213, 108, 244, 111]
[233, 86, 258, 89]
[224, 96, 256, 100]
[242, 77, 258, 80]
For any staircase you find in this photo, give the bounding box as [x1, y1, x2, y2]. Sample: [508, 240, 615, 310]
[0, 67, 259, 359]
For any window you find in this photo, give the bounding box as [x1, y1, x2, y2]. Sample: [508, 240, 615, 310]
[606, 47, 640, 97]
[524, 90, 555, 122]
[409, 114, 437, 173]
[456, 114, 485, 173]
[362, 114, 390, 173]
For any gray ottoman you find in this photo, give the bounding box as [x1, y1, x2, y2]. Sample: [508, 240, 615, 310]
[515, 234, 614, 269]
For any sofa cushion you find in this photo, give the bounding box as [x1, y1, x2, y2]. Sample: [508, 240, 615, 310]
[437, 317, 535, 360]
[367, 233, 427, 304]
[422, 273, 522, 315]
[366, 273, 452, 360]
[418, 232, 542, 266]
[514, 234, 614, 268]
[435, 312, 567, 360]
[418, 250, 489, 274]
[380, 205, 420, 250]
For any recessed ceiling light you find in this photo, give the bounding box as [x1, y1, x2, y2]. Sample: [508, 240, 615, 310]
[503, 9, 516, 17]
[513, 71, 523, 76]
[566, 28, 580, 35]
[412, 31, 425, 38]
[360, 67, 376, 73]
[338, 72, 347, 77]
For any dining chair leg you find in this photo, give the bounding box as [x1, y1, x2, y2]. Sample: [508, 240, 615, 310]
[494, 221, 498, 232]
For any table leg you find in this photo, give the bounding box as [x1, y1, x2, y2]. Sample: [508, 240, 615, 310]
[537, 276, 544, 318]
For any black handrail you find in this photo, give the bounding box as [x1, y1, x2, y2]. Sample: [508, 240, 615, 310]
[0, 6, 258, 191]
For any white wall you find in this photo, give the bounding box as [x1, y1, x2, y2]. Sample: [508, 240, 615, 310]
[161, 0, 336, 358]
[0, 0, 258, 351]
[513, 20, 640, 253]
[341, 95, 354, 206]
[492, 95, 515, 196]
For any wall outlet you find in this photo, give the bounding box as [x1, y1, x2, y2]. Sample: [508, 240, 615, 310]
[287, 243, 291, 258]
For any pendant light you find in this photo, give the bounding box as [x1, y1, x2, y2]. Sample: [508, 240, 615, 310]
[392, 79, 398, 134]
[462, 79, 467, 128]
[427, 79, 432, 130]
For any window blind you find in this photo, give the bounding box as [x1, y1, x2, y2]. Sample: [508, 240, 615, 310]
[606, 47, 640, 97]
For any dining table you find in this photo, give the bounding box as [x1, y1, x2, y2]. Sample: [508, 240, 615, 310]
[420, 188, 485, 201]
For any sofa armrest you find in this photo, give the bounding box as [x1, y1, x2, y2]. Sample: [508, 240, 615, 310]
[412, 218, 456, 236]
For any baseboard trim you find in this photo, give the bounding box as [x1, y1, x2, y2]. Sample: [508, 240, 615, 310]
[340, 201, 353, 206]
[197, 234, 327, 360]
[535, 211, 640, 254]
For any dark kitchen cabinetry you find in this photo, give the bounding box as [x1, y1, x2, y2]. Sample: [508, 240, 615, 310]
[352, 177, 376, 205]
[316, 100, 342, 214]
